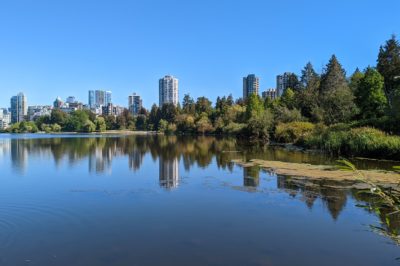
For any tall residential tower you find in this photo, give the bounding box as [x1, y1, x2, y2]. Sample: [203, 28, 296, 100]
[128, 93, 143, 116]
[159, 75, 179, 106]
[88, 90, 112, 108]
[276, 72, 292, 97]
[10, 93, 27, 124]
[243, 74, 260, 99]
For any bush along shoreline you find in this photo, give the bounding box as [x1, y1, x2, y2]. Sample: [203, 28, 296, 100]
[273, 122, 400, 160]
[2, 35, 400, 160]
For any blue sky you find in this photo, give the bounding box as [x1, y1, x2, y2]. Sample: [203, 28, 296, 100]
[0, 0, 399, 109]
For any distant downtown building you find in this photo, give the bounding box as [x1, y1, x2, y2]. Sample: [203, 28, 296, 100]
[262, 89, 277, 100]
[0, 108, 11, 129]
[276, 72, 292, 97]
[27, 105, 52, 121]
[53, 97, 64, 109]
[159, 75, 179, 106]
[128, 93, 143, 116]
[88, 90, 112, 108]
[66, 96, 76, 104]
[10, 92, 27, 124]
[243, 74, 260, 99]
[102, 103, 124, 117]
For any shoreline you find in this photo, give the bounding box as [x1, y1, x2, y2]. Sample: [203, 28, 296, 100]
[0, 130, 161, 135]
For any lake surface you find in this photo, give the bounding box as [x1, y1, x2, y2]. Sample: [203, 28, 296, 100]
[0, 134, 399, 266]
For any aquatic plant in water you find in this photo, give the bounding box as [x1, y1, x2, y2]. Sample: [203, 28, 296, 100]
[337, 159, 400, 245]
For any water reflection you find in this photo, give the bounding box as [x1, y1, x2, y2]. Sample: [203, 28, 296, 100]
[2, 135, 332, 176]
[276, 175, 348, 220]
[10, 139, 28, 174]
[243, 167, 260, 188]
[275, 173, 400, 244]
[159, 157, 179, 189]
[1, 134, 400, 245]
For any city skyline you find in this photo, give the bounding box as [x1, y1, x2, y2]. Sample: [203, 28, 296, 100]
[0, 72, 296, 114]
[0, 1, 399, 109]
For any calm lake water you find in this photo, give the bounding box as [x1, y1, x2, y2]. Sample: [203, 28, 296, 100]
[0, 134, 399, 266]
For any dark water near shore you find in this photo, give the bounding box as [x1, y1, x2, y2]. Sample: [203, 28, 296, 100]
[0, 134, 399, 266]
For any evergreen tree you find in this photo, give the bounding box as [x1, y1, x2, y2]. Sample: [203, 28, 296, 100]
[300, 62, 319, 89]
[287, 73, 301, 92]
[226, 94, 234, 106]
[349, 68, 364, 93]
[319, 55, 348, 94]
[377, 35, 400, 117]
[148, 104, 160, 130]
[319, 55, 356, 124]
[281, 88, 296, 109]
[245, 93, 263, 119]
[160, 103, 178, 123]
[195, 97, 212, 115]
[297, 62, 320, 120]
[355, 67, 387, 119]
[182, 94, 195, 114]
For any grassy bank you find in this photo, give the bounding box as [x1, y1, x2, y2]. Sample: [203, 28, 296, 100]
[273, 122, 400, 160]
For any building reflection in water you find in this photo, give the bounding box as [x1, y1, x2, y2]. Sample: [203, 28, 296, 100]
[243, 166, 260, 188]
[159, 156, 179, 190]
[0, 138, 11, 159]
[10, 139, 28, 174]
[129, 149, 143, 172]
[89, 146, 113, 174]
[3, 135, 400, 242]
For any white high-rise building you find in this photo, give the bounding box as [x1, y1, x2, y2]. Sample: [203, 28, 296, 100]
[159, 75, 179, 106]
[10, 92, 27, 124]
[0, 109, 11, 129]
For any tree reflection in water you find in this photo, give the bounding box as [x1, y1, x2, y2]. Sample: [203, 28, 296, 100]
[2, 134, 400, 244]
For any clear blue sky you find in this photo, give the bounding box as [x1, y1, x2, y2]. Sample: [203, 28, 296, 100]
[0, 0, 399, 109]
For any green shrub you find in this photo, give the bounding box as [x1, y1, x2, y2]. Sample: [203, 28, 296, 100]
[304, 126, 400, 159]
[246, 111, 274, 141]
[8, 121, 38, 133]
[95, 117, 107, 132]
[321, 130, 349, 155]
[274, 122, 315, 143]
[82, 120, 96, 133]
[223, 122, 246, 135]
[346, 127, 400, 158]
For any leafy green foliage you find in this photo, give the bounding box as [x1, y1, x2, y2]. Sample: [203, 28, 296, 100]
[304, 126, 400, 159]
[8, 121, 38, 133]
[245, 110, 274, 141]
[95, 117, 107, 132]
[274, 122, 315, 143]
[354, 67, 387, 119]
[377, 35, 400, 117]
[245, 93, 263, 119]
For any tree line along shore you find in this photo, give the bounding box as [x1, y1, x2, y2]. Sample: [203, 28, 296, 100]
[2, 36, 400, 161]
